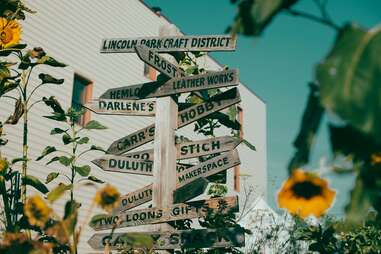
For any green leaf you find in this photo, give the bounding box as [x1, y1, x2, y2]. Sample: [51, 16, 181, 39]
[37, 55, 66, 67]
[228, 0, 298, 36]
[84, 120, 107, 130]
[77, 137, 89, 144]
[36, 146, 57, 161]
[58, 156, 74, 166]
[50, 128, 67, 135]
[46, 156, 60, 165]
[11, 157, 27, 164]
[38, 73, 64, 85]
[0, 44, 27, 57]
[62, 133, 72, 145]
[44, 112, 66, 122]
[5, 97, 24, 125]
[43, 96, 65, 114]
[317, 24, 381, 145]
[89, 145, 106, 152]
[74, 165, 90, 177]
[87, 175, 104, 184]
[242, 139, 256, 151]
[22, 175, 49, 194]
[46, 172, 59, 184]
[47, 183, 72, 203]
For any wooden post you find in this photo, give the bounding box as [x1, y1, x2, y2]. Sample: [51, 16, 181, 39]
[152, 24, 180, 248]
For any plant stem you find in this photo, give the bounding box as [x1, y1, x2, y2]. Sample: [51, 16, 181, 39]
[285, 8, 341, 31]
[0, 180, 12, 231]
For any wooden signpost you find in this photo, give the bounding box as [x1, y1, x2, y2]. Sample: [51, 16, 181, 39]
[90, 27, 246, 252]
[107, 88, 240, 155]
[85, 99, 156, 116]
[135, 45, 185, 78]
[177, 150, 240, 188]
[90, 196, 238, 230]
[88, 227, 245, 250]
[101, 35, 237, 53]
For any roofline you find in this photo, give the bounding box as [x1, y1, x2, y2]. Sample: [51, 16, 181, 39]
[138, 0, 266, 104]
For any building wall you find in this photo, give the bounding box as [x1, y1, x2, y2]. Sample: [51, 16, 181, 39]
[0, 0, 266, 252]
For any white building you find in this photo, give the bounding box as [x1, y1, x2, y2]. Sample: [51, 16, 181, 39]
[0, 0, 267, 252]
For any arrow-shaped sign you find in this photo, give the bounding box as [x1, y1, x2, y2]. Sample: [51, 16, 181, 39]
[88, 227, 245, 250]
[177, 150, 240, 188]
[113, 184, 153, 213]
[100, 35, 237, 53]
[89, 196, 238, 230]
[177, 136, 241, 160]
[85, 99, 156, 117]
[173, 177, 209, 204]
[146, 69, 239, 98]
[92, 156, 192, 176]
[99, 81, 158, 100]
[106, 88, 240, 155]
[92, 156, 153, 176]
[135, 45, 185, 78]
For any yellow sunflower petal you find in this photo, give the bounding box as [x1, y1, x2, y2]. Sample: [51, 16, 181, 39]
[0, 18, 21, 49]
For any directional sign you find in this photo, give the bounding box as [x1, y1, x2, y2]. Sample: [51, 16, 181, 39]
[124, 149, 154, 160]
[107, 88, 240, 155]
[90, 196, 238, 230]
[135, 45, 185, 78]
[100, 81, 157, 100]
[178, 87, 241, 128]
[85, 99, 156, 117]
[177, 136, 241, 160]
[100, 35, 237, 53]
[173, 177, 209, 204]
[177, 150, 240, 188]
[88, 227, 245, 250]
[113, 184, 153, 213]
[92, 156, 153, 176]
[107, 123, 155, 155]
[147, 69, 239, 98]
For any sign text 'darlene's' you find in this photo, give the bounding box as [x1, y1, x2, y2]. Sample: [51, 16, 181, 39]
[101, 35, 236, 53]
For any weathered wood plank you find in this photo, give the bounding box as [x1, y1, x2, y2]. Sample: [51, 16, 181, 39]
[100, 35, 237, 53]
[177, 136, 241, 160]
[176, 150, 240, 188]
[106, 124, 155, 155]
[113, 184, 153, 213]
[173, 177, 209, 204]
[178, 88, 241, 128]
[135, 45, 185, 78]
[88, 227, 245, 250]
[92, 156, 153, 176]
[89, 196, 238, 230]
[124, 149, 154, 161]
[99, 81, 157, 100]
[147, 69, 239, 98]
[85, 99, 156, 116]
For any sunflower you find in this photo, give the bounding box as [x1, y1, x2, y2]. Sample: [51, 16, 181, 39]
[94, 184, 121, 213]
[0, 157, 9, 174]
[0, 17, 21, 49]
[371, 153, 381, 165]
[24, 195, 52, 228]
[277, 169, 335, 218]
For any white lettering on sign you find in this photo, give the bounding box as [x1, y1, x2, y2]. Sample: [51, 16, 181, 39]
[100, 35, 236, 53]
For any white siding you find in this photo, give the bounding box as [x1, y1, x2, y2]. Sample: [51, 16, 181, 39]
[0, 0, 267, 252]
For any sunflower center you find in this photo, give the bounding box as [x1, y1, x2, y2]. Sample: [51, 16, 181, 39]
[0, 30, 12, 43]
[291, 181, 322, 199]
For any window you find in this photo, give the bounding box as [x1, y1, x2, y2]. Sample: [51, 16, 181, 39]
[144, 63, 157, 81]
[234, 106, 244, 191]
[71, 73, 93, 126]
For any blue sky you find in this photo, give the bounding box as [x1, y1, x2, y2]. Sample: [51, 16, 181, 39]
[145, 0, 381, 215]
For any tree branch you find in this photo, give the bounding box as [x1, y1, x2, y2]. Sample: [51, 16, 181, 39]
[285, 8, 340, 31]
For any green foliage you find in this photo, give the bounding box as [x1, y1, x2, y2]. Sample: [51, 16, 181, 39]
[318, 24, 381, 145]
[228, 0, 298, 36]
[22, 175, 48, 194]
[47, 183, 73, 203]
